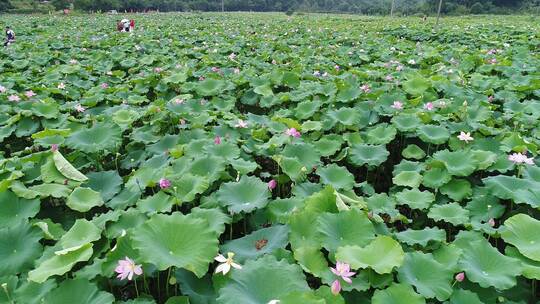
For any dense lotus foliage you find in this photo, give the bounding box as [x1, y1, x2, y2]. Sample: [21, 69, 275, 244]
[1, 12, 540, 304]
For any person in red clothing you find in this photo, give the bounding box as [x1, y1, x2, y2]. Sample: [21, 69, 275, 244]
[129, 19, 135, 32]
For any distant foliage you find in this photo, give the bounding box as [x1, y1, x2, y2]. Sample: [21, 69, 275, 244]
[2, 0, 540, 14]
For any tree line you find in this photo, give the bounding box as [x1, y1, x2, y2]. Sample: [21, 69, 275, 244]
[2, 0, 539, 15]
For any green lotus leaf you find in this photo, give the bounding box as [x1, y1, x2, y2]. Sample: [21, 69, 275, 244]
[328, 107, 361, 126]
[282, 143, 321, 168]
[216, 176, 269, 214]
[447, 289, 484, 304]
[402, 144, 426, 160]
[190, 156, 226, 183]
[395, 188, 435, 210]
[483, 175, 539, 207]
[0, 221, 42, 276]
[294, 99, 321, 120]
[221, 225, 289, 263]
[417, 125, 450, 145]
[289, 211, 323, 249]
[280, 156, 307, 181]
[66, 123, 122, 154]
[112, 109, 139, 129]
[44, 279, 114, 304]
[336, 235, 404, 274]
[397, 252, 453, 301]
[403, 76, 431, 96]
[85, 171, 123, 202]
[428, 203, 470, 226]
[254, 84, 273, 97]
[393, 171, 423, 188]
[392, 114, 422, 132]
[440, 179, 472, 201]
[336, 83, 361, 102]
[349, 144, 389, 167]
[190, 207, 231, 236]
[0, 190, 40, 229]
[205, 142, 240, 161]
[293, 246, 330, 280]
[11, 279, 57, 304]
[172, 174, 210, 203]
[175, 269, 217, 304]
[454, 231, 522, 290]
[433, 150, 477, 176]
[317, 164, 355, 190]
[217, 255, 309, 304]
[500, 214, 540, 261]
[422, 168, 452, 189]
[505, 246, 540, 280]
[136, 191, 174, 214]
[395, 227, 446, 247]
[131, 212, 218, 277]
[366, 193, 398, 217]
[33, 218, 65, 240]
[372, 283, 425, 304]
[30, 183, 71, 198]
[58, 219, 101, 253]
[471, 150, 498, 170]
[196, 78, 226, 96]
[365, 123, 397, 145]
[230, 158, 258, 175]
[29, 243, 93, 283]
[317, 209, 375, 252]
[313, 135, 343, 157]
[52, 151, 87, 182]
[67, 187, 105, 212]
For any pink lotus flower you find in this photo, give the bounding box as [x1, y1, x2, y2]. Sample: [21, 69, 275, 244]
[391, 101, 403, 110]
[179, 118, 186, 125]
[174, 98, 185, 104]
[488, 95, 494, 103]
[228, 53, 237, 60]
[214, 252, 242, 275]
[508, 152, 534, 165]
[211, 67, 221, 73]
[58, 83, 66, 90]
[268, 179, 277, 190]
[424, 102, 434, 111]
[0, 85, 6, 93]
[385, 75, 394, 81]
[408, 59, 416, 65]
[69, 59, 78, 64]
[233, 68, 240, 74]
[25, 90, 36, 98]
[159, 178, 171, 189]
[74, 104, 85, 113]
[235, 119, 248, 128]
[360, 84, 371, 93]
[457, 132, 473, 143]
[115, 257, 143, 281]
[396, 65, 404, 71]
[488, 218, 495, 227]
[51, 144, 59, 152]
[101, 83, 109, 89]
[334, 65, 340, 71]
[154, 67, 163, 73]
[8, 95, 20, 102]
[455, 272, 465, 282]
[313, 70, 321, 77]
[214, 136, 222, 145]
[272, 59, 277, 65]
[285, 128, 301, 138]
[199, 76, 206, 81]
[330, 262, 355, 295]
[488, 58, 497, 65]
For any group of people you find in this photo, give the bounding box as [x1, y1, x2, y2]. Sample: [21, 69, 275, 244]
[117, 19, 135, 32]
[4, 18, 135, 47]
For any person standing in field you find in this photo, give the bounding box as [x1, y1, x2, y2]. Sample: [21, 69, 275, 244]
[129, 19, 135, 32]
[4, 26, 15, 47]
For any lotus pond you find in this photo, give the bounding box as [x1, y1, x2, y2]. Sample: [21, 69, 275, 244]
[1, 12, 540, 304]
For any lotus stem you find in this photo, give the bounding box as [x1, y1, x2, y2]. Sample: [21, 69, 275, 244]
[134, 277, 139, 297]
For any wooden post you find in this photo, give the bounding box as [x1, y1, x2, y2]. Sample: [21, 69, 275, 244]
[390, 0, 395, 17]
[436, 0, 443, 27]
